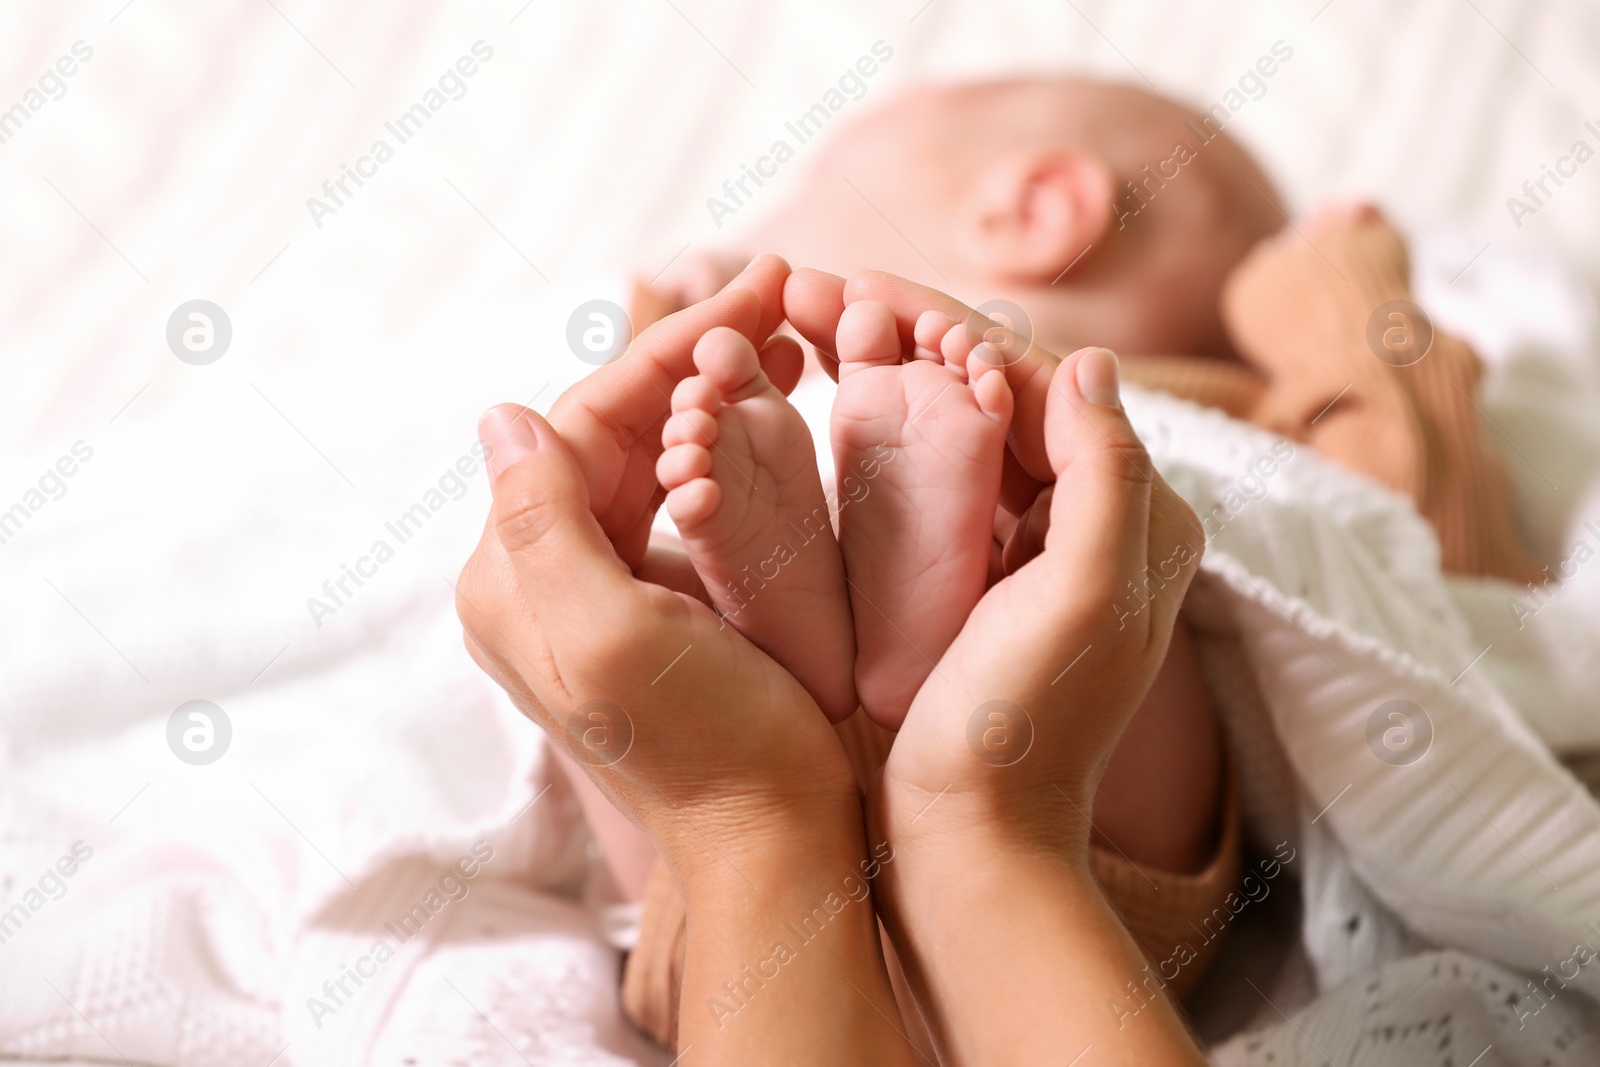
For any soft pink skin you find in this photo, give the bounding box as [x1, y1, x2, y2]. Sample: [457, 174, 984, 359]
[831, 300, 1013, 730]
[661, 78, 1286, 367]
[462, 268, 1212, 1064]
[656, 326, 858, 722]
[785, 268, 1228, 876]
[615, 78, 1282, 886]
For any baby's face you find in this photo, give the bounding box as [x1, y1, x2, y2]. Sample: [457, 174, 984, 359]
[744, 80, 1284, 361]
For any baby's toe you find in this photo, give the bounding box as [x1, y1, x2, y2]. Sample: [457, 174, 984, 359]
[940, 322, 979, 377]
[656, 441, 713, 492]
[967, 338, 1013, 376]
[836, 301, 903, 378]
[913, 311, 955, 362]
[672, 374, 722, 418]
[664, 478, 722, 529]
[663, 407, 718, 449]
[970, 355, 1014, 427]
[693, 326, 769, 403]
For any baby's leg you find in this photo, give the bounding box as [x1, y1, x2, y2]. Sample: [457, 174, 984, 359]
[550, 746, 658, 901]
[656, 327, 857, 721]
[1094, 617, 1225, 875]
[831, 302, 1013, 729]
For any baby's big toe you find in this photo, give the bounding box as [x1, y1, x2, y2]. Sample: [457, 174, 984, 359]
[836, 301, 903, 377]
[856, 666, 915, 732]
[693, 326, 770, 403]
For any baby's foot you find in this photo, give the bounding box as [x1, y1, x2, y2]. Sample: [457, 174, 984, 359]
[831, 301, 1013, 730]
[656, 327, 857, 721]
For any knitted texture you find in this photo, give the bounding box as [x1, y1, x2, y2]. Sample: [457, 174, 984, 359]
[1229, 217, 1543, 584]
[1126, 215, 1544, 585]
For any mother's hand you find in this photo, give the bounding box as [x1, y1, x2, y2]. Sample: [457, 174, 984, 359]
[454, 318, 912, 1063]
[460, 406, 857, 857]
[786, 271, 1208, 1065]
[880, 347, 1203, 849]
[547, 253, 801, 570]
[454, 255, 850, 867]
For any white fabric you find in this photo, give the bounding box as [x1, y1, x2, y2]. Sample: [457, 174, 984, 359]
[4, 2, 1600, 1065]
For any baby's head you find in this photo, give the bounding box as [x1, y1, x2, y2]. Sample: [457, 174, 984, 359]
[746, 77, 1285, 360]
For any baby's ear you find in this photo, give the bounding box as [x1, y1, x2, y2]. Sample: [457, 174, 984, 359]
[960, 150, 1114, 284]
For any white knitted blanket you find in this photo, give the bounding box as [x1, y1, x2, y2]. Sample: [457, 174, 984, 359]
[1173, 232, 1600, 1064]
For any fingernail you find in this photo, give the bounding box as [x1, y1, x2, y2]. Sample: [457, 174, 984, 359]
[478, 406, 538, 480]
[1076, 348, 1121, 408]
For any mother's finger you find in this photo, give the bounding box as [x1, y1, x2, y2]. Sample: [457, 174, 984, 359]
[550, 254, 791, 508]
[1000, 482, 1052, 576]
[783, 267, 848, 376]
[1035, 350, 1202, 646]
[477, 404, 639, 647]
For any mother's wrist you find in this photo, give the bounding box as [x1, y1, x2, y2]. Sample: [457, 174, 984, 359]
[871, 773, 1098, 886]
[659, 778, 870, 903]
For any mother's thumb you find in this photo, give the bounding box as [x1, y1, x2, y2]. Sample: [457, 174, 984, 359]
[479, 405, 633, 608]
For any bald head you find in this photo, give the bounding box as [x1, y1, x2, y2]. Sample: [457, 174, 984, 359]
[745, 77, 1286, 360]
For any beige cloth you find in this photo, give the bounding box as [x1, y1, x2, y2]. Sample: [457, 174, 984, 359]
[1126, 218, 1541, 585]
